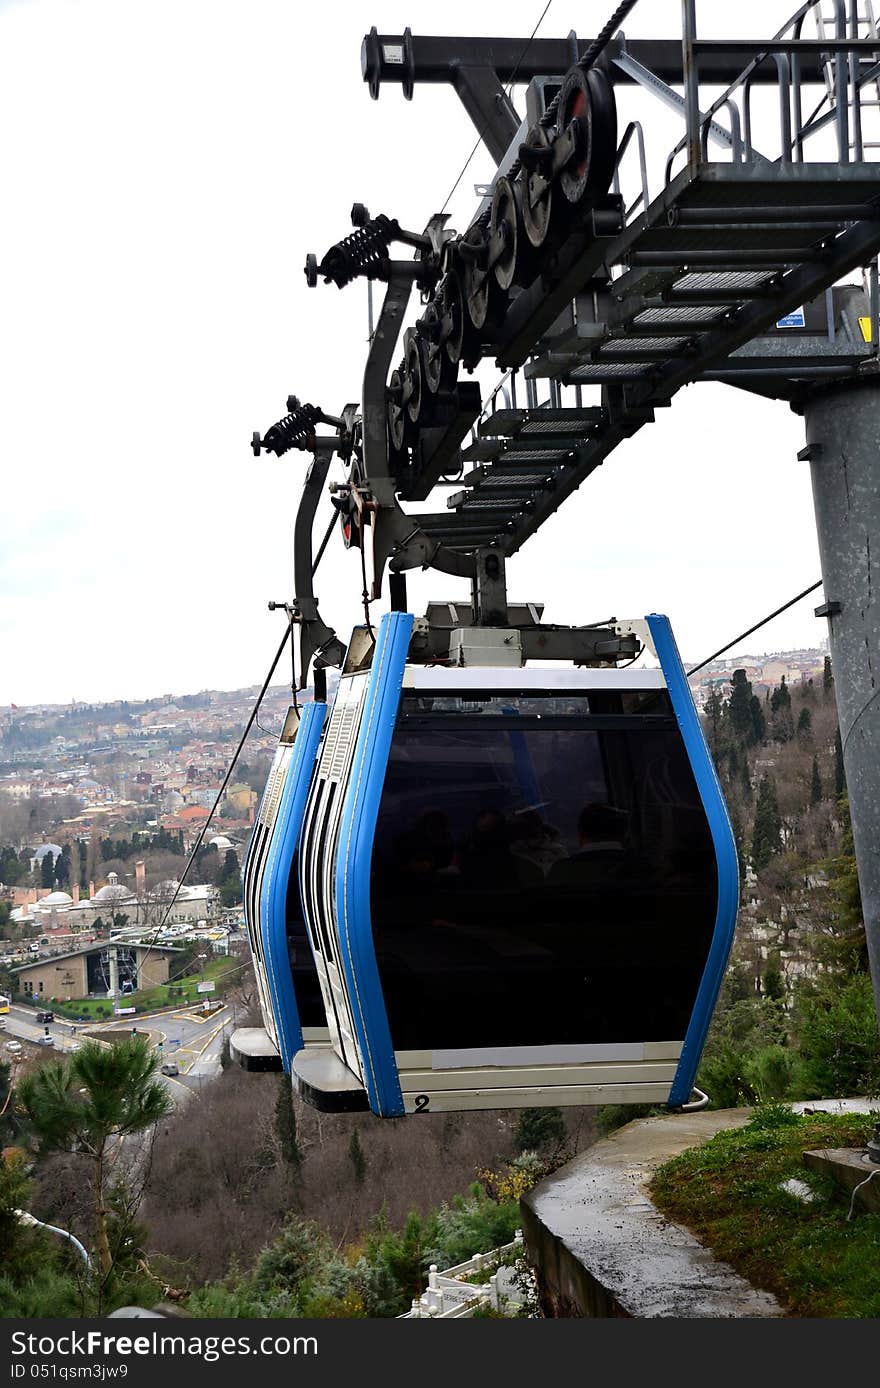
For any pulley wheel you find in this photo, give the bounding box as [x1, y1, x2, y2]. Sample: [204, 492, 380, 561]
[490, 176, 532, 290]
[557, 67, 593, 206]
[419, 299, 455, 394]
[521, 125, 555, 250]
[387, 366, 407, 452]
[440, 269, 479, 371]
[404, 329, 425, 426]
[584, 68, 618, 205]
[461, 224, 494, 332]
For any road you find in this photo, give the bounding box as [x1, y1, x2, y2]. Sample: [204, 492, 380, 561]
[3, 1002, 238, 1106]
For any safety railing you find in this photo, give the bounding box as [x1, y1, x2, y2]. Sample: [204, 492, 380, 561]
[400, 1232, 525, 1319]
[668, 0, 880, 183]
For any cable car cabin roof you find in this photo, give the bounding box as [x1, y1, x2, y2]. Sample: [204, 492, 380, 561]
[287, 612, 738, 1119]
[399, 666, 668, 689]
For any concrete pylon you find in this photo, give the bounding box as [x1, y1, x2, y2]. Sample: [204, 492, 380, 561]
[804, 372, 880, 1030]
[107, 946, 119, 999]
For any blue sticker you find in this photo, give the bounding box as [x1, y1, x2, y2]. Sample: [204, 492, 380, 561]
[776, 307, 806, 328]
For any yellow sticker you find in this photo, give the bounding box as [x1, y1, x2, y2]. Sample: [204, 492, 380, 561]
[859, 316, 874, 343]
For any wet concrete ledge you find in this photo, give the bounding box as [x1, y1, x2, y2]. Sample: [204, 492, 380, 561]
[521, 1107, 782, 1318]
[522, 1099, 875, 1317]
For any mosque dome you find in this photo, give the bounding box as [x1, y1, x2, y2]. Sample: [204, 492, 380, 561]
[33, 843, 62, 861]
[93, 883, 131, 904]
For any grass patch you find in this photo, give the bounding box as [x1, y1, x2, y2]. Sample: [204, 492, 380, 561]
[649, 1108, 880, 1317]
[50, 998, 115, 1022]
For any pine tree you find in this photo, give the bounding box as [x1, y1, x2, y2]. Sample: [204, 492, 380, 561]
[728, 670, 754, 741]
[823, 654, 834, 700]
[810, 755, 823, 807]
[751, 776, 783, 871]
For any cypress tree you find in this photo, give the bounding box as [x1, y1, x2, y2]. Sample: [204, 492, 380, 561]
[740, 756, 752, 800]
[823, 654, 834, 700]
[762, 954, 785, 1001]
[348, 1129, 367, 1185]
[749, 694, 766, 744]
[728, 669, 754, 741]
[40, 851, 55, 889]
[751, 776, 783, 871]
[810, 755, 823, 807]
[274, 1075, 302, 1168]
[797, 706, 813, 740]
[770, 676, 792, 713]
[727, 744, 739, 783]
[704, 688, 724, 761]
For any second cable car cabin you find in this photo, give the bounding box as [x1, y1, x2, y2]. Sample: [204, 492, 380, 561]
[261, 608, 737, 1117]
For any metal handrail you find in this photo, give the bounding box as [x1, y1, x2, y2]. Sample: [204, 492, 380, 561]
[613, 120, 650, 220]
[666, 0, 858, 180]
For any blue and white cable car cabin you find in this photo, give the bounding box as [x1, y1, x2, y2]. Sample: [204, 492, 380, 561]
[284, 610, 738, 1117]
[237, 700, 330, 1072]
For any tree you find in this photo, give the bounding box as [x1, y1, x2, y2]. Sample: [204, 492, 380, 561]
[727, 670, 754, 742]
[55, 844, 71, 889]
[762, 952, 785, 1001]
[514, 1106, 567, 1155]
[810, 755, 823, 807]
[749, 695, 766, 744]
[18, 1038, 172, 1282]
[703, 688, 724, 761]
[40, 852, 55, 890]
[796, 706, 813, 741]
[348, 1130, 367, 1185]
[274, 1075, 301, 1168]
[769, 678, 794, 743]
[751, 777, 783, 871]
[218, 849, 242, 910]
[823, 654, 834, 700]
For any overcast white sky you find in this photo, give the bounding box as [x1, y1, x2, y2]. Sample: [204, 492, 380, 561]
[0, 0, 842, 706]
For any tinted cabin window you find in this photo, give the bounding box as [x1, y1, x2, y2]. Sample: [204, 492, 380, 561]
[370, 690, 717, 1049]
[285, 852, 327, 1028]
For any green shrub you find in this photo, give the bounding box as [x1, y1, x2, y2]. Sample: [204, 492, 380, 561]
[251, 1217, 326, 1297]
[792, 972, 880, 1098]
[514, 1107, 566, 1154]
[747, 1044, 800, 1103]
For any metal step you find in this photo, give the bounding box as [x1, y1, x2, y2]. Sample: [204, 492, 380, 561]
[401, 161, 880, 564]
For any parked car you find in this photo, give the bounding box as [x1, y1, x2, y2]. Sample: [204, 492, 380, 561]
[36, 1035, 54, 1048]
[160, 1063, 179, 1077]
[36, 1010, 54, 1023]
[5, 1040, 22, 1055]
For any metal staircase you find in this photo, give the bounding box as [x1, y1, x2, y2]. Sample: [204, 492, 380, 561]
[436, 163, 880, 557]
